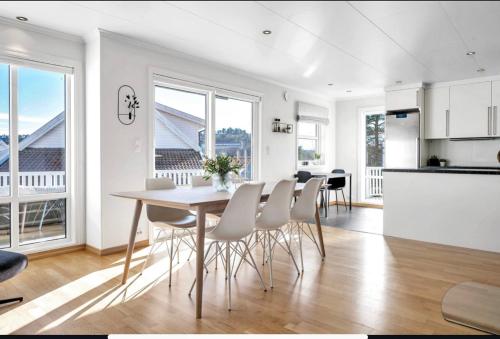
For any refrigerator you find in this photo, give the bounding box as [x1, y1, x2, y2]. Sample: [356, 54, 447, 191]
[385, 110, 420, 169]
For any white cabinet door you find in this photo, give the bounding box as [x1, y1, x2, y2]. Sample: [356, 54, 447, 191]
[424, 87, 449, 139]
[386, 88, 420, 111]
[491, 80, 500, 137]
[449, 81, 491, 138]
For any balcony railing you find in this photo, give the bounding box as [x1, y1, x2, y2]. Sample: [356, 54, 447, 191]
[0, 171, 65, 192]
[155, 169, 204, 186]
[366, 166, 383, 197]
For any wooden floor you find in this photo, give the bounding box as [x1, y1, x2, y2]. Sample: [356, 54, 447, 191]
[1, 226, 499, 334]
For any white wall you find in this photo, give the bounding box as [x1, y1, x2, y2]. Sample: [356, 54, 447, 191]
[85, 31, 102, 250]
[89, 31, 334, 249]
[334, 96, 385, 203]
[0, 19, 84, 63]
[30, 122, 65, 148]
[428, 139, 500, 167]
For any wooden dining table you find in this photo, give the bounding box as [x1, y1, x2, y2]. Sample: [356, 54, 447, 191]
[112, 181, 325, 319]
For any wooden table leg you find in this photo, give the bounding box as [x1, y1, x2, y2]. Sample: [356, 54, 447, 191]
[314, 205, 326, 258]
[121, 200, 143, 285]
[195, 206, 207, 319]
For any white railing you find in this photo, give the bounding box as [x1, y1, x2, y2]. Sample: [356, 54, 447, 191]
[0, 171, 66, 189]
[155, 169, 204, 186]
[366, 166, 383, 197]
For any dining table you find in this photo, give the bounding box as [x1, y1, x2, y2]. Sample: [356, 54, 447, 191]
[112, 181, 325, 319]
[311, 172, 352, 218]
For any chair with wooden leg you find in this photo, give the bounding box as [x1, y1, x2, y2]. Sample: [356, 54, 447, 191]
[141, 177, 199, 287]
[289, 177, 324, 272]
[188, 182, 266, 311]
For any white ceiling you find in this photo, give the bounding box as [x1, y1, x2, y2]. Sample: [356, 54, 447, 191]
[0, 1, 499, 99]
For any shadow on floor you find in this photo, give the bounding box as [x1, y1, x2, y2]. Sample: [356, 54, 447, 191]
[317, 206, 383, 235]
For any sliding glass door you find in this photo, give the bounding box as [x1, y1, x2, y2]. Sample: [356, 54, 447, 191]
[0, 62, 71, 250]
[153, 78, 258, 185]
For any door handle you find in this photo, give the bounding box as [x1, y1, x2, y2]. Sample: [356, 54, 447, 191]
[446, 109, 450, 137]
[488, 106, 492, 135]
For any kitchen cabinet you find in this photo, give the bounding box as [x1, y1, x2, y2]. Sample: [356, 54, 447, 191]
[386, 88, 422, 111]
[491, 80, 500, 136]
[424, 87, 449, 139]
[449, 81, 491, 138]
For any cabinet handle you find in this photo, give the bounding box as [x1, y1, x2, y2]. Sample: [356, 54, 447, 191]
[416, 90, 419, 107]
[488, 106, 492, 135]
[494, 106, 498, 135]
[446, 109, 450, 137]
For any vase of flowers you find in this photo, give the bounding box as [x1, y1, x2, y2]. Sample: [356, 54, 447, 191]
[203, 154, 243, 192]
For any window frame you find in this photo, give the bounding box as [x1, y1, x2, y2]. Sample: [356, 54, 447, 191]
[150, 70, 261, 184]
[0, 58, 77, 253]
[296, 120, 322, 167]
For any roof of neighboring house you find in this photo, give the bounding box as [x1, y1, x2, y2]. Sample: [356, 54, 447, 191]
[0, 112, 65, 167]
[155, 102, 205, 126]
[0, 147, 65, 172]
[155, 148, 203, 171]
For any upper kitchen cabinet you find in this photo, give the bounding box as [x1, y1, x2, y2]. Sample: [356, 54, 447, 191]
[424, 87, 449, 139]
[449, 81, 491, 138]
[491, 80, 500, 137]
[386, 88, 422, 112]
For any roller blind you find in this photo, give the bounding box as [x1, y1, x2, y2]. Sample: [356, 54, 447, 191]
[296, 101, 330, 125]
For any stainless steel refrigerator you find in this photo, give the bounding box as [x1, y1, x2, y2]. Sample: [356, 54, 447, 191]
[385, 110, 420, 169]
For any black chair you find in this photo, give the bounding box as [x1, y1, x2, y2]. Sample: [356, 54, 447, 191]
[295, 171, 313, 183]
[327, 169, 347, 212]
[0, 250, 28, 307]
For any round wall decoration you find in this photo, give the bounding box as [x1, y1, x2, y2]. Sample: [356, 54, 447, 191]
[117, 85, 140, 125]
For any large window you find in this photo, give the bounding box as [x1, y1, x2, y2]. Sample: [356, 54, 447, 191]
[0, 62, 71, 249]
[153, 77, 258, 184]
[215, 96, 253, 180]
[297, 121, 321, 165]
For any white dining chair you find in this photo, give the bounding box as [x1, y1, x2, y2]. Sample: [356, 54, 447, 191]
[254, 179, 300, 288]
[141, 177, 198, 287]
[289, 177, 324, 272]
[188, 182, 266, 311]
[191, 175, 212, 187]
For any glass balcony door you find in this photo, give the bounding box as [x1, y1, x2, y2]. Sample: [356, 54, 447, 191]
[0, 61, 71, 251]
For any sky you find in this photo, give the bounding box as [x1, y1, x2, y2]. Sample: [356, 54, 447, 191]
[155, 86, 252, 131]
[0, 64, 65, 137]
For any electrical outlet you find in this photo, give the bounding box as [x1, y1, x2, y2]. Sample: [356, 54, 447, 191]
[136, 229, 143, 235]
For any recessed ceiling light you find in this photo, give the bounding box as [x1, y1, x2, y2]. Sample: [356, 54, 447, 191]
[16, 16, 28, 22]
[477, 68, 485, 72]
[396, 80, 402, 84]
[262, 30, 272, 35]
[466, 51, 476, 56]
[327, 83, 333, 86]
[346, 90, 352, 93]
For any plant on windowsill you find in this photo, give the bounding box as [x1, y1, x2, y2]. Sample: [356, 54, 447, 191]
[203, 154, 243, 192]
[312, 152, 322, 165]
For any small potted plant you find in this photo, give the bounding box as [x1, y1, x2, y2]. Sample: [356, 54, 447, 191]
[313, 152, 322, 165]
[203, 154, 243, 192]
[439, 158, 447, 167]
[427, 155, 440, 167]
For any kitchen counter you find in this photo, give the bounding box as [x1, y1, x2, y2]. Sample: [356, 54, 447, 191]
[384, 170, 500, 253]
[383, 166, 500, 175]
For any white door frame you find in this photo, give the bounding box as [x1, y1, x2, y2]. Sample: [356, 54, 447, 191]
[358, 106, 385, 203]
